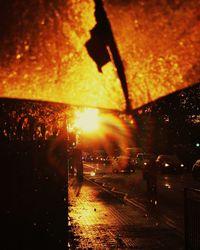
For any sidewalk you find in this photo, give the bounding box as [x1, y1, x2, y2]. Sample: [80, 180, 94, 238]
[68, 177, 184, 249]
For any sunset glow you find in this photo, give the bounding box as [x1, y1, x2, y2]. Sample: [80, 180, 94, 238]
[74, 108, 100, 133]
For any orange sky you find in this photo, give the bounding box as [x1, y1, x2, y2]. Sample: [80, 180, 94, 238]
[0, 0, 199, 111]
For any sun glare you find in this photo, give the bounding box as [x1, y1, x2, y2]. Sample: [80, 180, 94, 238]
[74, 108, 100, 132]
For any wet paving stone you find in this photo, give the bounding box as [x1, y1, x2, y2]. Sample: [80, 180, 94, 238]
[68, 179, 184, 249]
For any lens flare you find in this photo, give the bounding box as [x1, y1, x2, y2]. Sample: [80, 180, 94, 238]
[90, 171, 96, 176]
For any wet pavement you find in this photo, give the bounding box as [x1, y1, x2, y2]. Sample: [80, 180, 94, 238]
[85, 167, 200, 234]
[68, 177, 184, 249]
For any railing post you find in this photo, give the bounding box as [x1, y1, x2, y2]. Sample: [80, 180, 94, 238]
[184, 188, 200, 250]
[184, 188, 188, 250]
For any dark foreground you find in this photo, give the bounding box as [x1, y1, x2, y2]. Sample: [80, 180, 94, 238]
[0, 141, 67, 250]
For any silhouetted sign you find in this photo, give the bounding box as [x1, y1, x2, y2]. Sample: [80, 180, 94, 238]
[85, 24, 110, 72]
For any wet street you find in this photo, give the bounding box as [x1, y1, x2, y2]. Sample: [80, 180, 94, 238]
[68, 176, 184, 249]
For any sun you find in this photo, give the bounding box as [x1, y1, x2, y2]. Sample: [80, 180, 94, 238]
[74, 108, 100, 132]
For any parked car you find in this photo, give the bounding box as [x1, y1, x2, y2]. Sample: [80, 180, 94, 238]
[156, 154, 184, 174]
[192, 160, 200, 180]
[112, 156, 135, 173]
[134, 153, 157, 169]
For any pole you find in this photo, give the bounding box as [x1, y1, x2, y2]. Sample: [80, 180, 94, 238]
[94, 0, 131, 112]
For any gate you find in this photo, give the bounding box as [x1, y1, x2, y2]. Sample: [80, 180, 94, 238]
[184, 188, 200, 250]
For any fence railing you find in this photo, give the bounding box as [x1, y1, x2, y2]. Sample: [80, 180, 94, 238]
[184, 188, 200, 250]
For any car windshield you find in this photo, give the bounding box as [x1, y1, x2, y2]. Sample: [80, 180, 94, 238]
[0, 1, 200, 250]
[160, 155, 180, 162]
[144, 154, 155, 159]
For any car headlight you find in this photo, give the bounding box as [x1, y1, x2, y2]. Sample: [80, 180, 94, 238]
[180, 164, 184, 167]
[164, 163, 169, 167]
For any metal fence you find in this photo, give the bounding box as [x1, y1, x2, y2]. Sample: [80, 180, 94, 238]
[184, 188, 200, 250]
